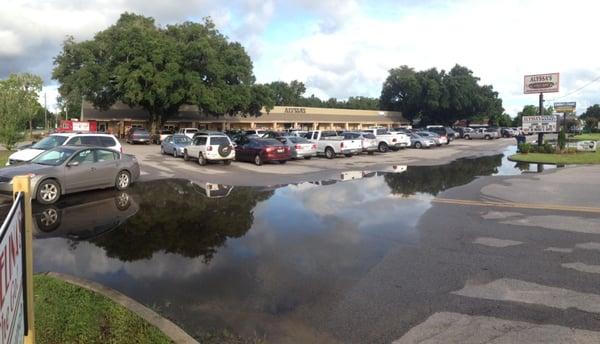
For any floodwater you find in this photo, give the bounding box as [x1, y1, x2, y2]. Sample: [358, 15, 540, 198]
[30, 148, 561, 342]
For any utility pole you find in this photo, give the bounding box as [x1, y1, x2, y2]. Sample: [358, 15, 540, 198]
[538, 92, 544, 147]
[80, 95, 84, 121]
[44, 93, 48, 132]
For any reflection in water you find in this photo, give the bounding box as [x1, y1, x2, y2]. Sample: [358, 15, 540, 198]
[31, 150, 565, 342]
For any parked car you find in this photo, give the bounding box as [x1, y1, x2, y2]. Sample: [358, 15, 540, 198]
[279, 136, 317, 159]
[6, 133, 122, 166]
[183, 133, 235, 165]
[244, 129, 268, 138]
[408, 133, 436, 148]
[500, 127, 518, 138]
[416, 131, 447, 146]
[453, 127, 473, 138]
[463, 128, 499, 140]
[348, 132, 378, 155]
[126, 127, 151, 144]
[235, 138, 291, 165]
[427, 126, 456, 141]
[362, 127, 410, 152]
[160, 134, 192, 157]
[303, 130, 362, 158]
[0, 146, 140, 204]
[152, 129, 174, 144]
[178, 127, 200, 139]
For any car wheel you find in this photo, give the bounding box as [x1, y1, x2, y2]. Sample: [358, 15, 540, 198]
[464, 135, 471, 140]
[114, 191, 131, 211]
[115, 170, 131, 190]
[223, 159, 232, 166]
[279, 160, 287, 164]
[485, 135, 491, 140]
[173, 149, 178, 158]
[415, 142, 422, 149]
[160, 146, 165, 154]
[304, 156, 312, 160]
[183, 150, 189, 161]
[378, 142, 389, 153]
[35, 206, 61, 233]
[254, 154, 263, 166]
[198, 153, 207, 166]
[325, 147, 335, 159]
[36, 180, 61, 205]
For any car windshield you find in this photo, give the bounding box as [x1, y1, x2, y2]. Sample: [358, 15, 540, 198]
[173, 136, 191, 144]
[31, 135, 68, 150]
[30, 147, 76, 166]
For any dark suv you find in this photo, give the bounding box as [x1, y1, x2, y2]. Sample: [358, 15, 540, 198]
[126, 128, 151, 144]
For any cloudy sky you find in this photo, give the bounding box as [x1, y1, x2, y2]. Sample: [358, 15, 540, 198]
[1, 0, 599, 115]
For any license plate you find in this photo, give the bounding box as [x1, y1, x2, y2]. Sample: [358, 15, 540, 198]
[277, 149, 284, 153]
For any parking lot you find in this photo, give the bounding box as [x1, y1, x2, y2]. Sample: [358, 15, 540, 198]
[129, 137, 522, 186]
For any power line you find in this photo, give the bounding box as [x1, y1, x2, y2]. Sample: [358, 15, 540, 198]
[547, 74, 600, 101]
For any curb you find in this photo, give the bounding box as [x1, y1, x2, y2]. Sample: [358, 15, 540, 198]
[43, 272, 199, 344]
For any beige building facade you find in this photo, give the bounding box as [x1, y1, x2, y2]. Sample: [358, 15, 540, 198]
[83, 102, 408, 136]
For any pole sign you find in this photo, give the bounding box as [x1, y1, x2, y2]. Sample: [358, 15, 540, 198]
[522, 115, 559, 134]
[0, 194, 25, 344]
[553, 102, 576, 113]
[524, 73, 560, 94]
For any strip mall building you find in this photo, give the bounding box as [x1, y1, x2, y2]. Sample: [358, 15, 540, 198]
[82, 102, 408, 136]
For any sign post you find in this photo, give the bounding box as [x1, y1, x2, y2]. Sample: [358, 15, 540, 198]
[524, 73, 560, 146]
[11, 176, 35, 344]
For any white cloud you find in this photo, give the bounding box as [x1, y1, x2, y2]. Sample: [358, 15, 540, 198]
[261, 0, 600, 114]
[3, 0, 600, 115]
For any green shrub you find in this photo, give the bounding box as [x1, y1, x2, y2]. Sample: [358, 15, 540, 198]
[543, 143, 555, 154]
[518, 143, 531, 153]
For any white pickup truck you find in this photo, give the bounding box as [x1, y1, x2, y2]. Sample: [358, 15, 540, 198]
[303, 130, 362, 159]
[362, 128, 411, 152]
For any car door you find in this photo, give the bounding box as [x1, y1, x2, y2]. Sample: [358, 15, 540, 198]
[63, 148, 99, 192]
[94, 149, 120, 187]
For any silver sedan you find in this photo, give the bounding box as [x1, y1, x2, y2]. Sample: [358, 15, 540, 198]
[0, 146, 140, 204]
[279, 136, 317, 159]
[160, 134, 192, 157]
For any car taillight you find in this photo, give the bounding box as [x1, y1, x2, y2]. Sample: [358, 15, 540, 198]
[120, 147, 123, 153]
[392, 138, 397, 143]
[295, 144, 302, 149]
[266, 147, 274, 152]
[207, 146, 213, 151]
[340, 142, 344, 148]
[312, 144, 317, 149]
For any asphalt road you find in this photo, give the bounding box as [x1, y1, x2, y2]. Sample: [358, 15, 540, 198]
[128, 137, 522, 186]
[363, 165, 600, 343]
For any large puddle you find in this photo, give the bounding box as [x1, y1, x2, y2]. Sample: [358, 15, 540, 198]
[30, 147, 561, 342]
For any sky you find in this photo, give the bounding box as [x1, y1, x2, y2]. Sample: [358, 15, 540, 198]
[1, 0, 599, 116]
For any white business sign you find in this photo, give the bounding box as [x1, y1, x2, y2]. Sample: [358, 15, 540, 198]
[524, 73, 560, 94]
[72, 122, 90, 132]
[522, 115, 559, 134]
[0, 196, 24, 344]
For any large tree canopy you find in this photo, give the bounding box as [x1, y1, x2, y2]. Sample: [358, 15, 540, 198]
[379, 65, 504, 125]
[0, 73, 43, 149]
[53, 13, 273, 128]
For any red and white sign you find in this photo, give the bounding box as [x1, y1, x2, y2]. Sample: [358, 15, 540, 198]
[524, 73, 560, 94]
[57, 120, 97, 133]
[0, 197, 24, 344]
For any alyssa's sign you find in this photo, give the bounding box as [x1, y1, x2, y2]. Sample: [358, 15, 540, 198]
[524, 73, 560, 94]
[284, 107, 306, 114]
[0, 195, 25, 344]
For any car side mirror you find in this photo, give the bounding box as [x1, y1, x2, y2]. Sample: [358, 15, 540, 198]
[67, 161, 80, 167]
